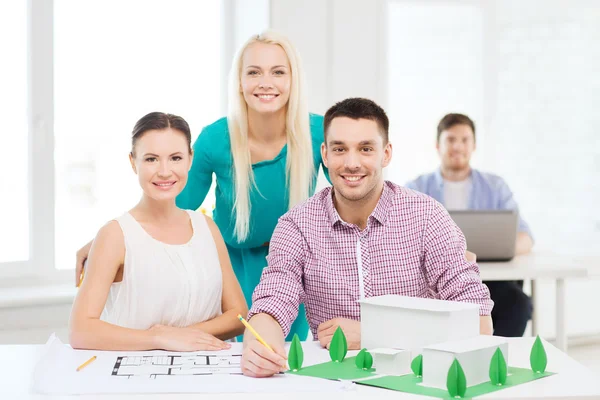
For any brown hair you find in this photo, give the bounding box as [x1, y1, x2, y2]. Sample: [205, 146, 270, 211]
[437, 113, 475, 142]
[324, 98, 389, 143]
[131, 112, 192, 156]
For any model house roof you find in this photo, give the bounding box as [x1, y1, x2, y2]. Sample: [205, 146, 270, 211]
[360, 294, 480, 313]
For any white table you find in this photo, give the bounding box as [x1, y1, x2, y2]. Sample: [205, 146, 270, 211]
[479, 252, 593, 352]
[3, 338, 600, 399]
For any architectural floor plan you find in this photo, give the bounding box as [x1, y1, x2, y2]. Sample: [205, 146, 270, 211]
[112, 354, 243, 378]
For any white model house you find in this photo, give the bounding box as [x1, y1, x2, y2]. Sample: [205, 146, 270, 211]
[369, 348, 412, 376]
[421, 335, 509, 389]
[359, 295, 480, 350]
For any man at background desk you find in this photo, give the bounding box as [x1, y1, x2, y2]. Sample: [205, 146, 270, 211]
[405, 113, 533, 337]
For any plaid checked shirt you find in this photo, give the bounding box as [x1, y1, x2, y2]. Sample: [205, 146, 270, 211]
[248, 181, 493, 338]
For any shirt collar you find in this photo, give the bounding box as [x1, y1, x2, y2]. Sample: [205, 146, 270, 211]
[436, 167, 475, 185]
[324, 187, 342, 226]
[324, 182, 392, 227]
[370, 182, 391, 225]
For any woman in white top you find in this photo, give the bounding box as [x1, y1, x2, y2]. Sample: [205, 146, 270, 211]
[69, 112, 247, 351]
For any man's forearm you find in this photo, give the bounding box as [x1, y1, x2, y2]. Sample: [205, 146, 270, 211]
[479, 315, 493, 335]
[244, 313, 285, 348]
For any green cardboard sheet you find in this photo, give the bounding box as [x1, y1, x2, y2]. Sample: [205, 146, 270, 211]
[287, 356, 376, 380]
[355, 367, 553, 399]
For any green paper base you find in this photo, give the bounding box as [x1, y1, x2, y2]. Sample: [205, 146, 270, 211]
[356, 367, 553, 399]
[287, 356, 376, 380]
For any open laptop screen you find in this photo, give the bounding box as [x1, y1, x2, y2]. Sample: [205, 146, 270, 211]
[448, 210, 519, 262]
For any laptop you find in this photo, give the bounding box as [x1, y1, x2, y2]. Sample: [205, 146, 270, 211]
[448, 210, 519, 262]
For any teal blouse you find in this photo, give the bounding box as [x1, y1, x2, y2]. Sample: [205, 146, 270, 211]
[177, 114, 327, 247]
[176, 114, 327, 340]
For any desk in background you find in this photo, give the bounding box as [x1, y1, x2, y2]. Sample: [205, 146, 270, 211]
[479, 252, 593, 352]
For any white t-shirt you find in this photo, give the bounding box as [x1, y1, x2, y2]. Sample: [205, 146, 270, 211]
[443, 178, 472, 210]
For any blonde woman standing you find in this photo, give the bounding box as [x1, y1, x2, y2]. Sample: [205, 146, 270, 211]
[76, 31, 327, 340]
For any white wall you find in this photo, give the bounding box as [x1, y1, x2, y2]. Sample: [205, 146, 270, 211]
[481, 0, 600, 338]
[270, 0, 388, 114]
[0, 305, 70, 344]
[0, 285, 73, 344]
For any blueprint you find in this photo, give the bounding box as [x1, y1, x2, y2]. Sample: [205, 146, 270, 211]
[112, 354, 243, 378]
[33, 334, 343, 394]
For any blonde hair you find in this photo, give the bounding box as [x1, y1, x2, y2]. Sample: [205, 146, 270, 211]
[228, 30, 314, 242]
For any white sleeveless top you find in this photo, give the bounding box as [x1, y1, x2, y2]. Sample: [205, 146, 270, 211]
[101, 210, 223, 329]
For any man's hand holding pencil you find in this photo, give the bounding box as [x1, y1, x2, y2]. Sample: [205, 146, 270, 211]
[238, 314, 288, 378]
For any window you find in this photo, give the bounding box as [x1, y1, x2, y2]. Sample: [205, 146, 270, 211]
[0, 1, 29, 264]
[53, 0, 222, 270]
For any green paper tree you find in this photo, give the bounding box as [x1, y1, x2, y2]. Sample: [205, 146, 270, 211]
[411, 354, 423, 377]
[329, 326, 348, 362]
[288, 333, 304, 371]
[446, 358, 467, 398]
[489, 347, 507, 385]
[355, 348, 373, 370]
[530, 335, 548, 373]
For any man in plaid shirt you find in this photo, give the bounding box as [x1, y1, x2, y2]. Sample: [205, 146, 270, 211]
[241, 98, 493, 378]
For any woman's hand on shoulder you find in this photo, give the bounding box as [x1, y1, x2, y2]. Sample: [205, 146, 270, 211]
[75, 240, 93, 287]
[149, 325, 232, 352]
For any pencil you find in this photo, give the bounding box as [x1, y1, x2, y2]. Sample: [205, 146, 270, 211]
[236, 314, 274, 352]
[76, 355, 97, 371]
[77, 267, 85, 288]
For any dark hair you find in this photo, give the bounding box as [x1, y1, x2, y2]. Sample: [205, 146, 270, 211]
[323, 98, 389, 143]
[437, 113, 476, 142]
[131, 112, 192, 156]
